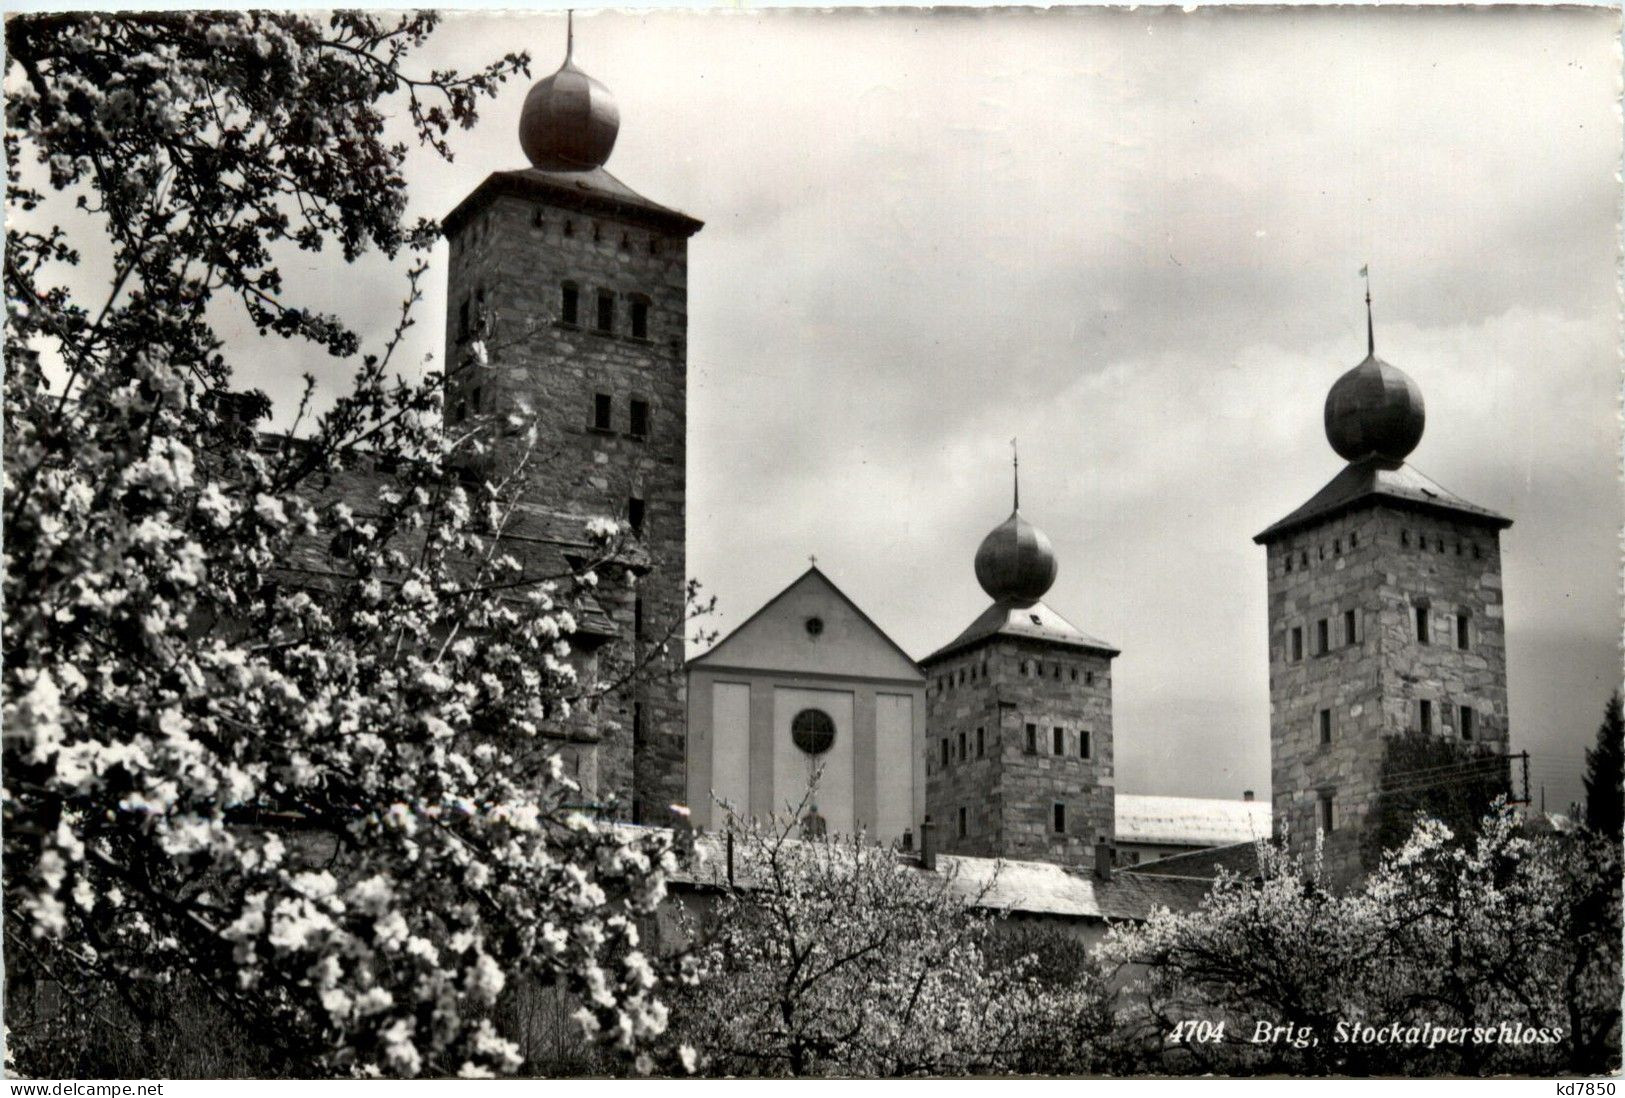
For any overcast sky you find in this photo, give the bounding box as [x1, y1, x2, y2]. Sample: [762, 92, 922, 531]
[209, 6, 1620, 812]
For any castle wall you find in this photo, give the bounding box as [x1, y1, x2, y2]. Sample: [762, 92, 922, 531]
[1265, 503, 1508, 884]
[443, 190, 692, 821]
[923, 638, 1115, 868]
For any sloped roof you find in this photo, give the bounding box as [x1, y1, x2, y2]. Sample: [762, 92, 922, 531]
[1254, 458, 1512, 545]
[1125, 840, 1263, 882]
[443, 167, 703, 237]
[935, 851, 1212, 919]
[922, 598, 1119, 665]
[661, 827, 1210, 921]
[1114, 794, 1273, 848]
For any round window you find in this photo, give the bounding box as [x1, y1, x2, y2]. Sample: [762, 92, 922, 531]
[791, 708, 836, 755]
[805, 616, 824, 637]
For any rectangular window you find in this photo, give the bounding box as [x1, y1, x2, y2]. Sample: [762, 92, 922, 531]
[1290, 627, 1304, 662]
[633, 597, 643, 640]
[1024, 723, 1038, 755]
[941, 738, 950, 767]
[633, 702, 644, 744]
[595, 291, 614, 333]
[631, 300, 649, 339]
[629, 399, 650, 438]
[1316, 618, 1330, 656]
[1318, 792, 1335, 834]
[459, 296, 471, 340]
[1344, 609, 1357, 646]
[976, 727, 985, 758]
[1456, 613, 1470, 650]
[958, 730, 967, 761]
[1318, 708, 1332, 746]
[453, 398, 467, 425]
[561, 284, 579, 326]
[593, 393, 612, 431]
[1419, 699, 1433, 735]
[1079, 729, 1091, 760]
[628, 496, 645, 535]
[1052, 727, 1065, 755]
[471, 387, 483, 414]
[1460, 705, 1474, 741]
[1052, 803, 1066, 834]
[1416, 606, 1430, 644]
[957, 806, 968, 839]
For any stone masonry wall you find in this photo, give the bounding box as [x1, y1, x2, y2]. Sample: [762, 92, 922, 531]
[443, 191, 692, 821]
[924, 636, 1115, 868]
[1266, 501, 1507, 886]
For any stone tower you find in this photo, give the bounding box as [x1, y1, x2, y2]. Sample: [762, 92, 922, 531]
[920, 464, 1118, 868]
[441, 23, 702, 822]
[1253, 293, 1513, 885]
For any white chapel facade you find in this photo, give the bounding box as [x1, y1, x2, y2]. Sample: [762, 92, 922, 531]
[684, 567, 927, 842]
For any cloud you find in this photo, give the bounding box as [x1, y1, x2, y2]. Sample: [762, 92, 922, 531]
[22, 7, 1616, 810]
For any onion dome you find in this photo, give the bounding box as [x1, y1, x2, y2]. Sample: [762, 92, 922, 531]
[1324, 352, 1425, 464]
[518, 20, 619, 172]
[974, 510, 1058, 607]
[1323, 283, 1424, 464]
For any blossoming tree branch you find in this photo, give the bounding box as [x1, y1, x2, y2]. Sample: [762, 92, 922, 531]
[4, 12, 699, 1078]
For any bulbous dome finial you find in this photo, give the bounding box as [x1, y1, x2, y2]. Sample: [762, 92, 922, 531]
[1324, 352, 1425, 463]
[518, 14, 619, 172]
[1323, 280, 1425, 463]
[974, 510, 1058, 607]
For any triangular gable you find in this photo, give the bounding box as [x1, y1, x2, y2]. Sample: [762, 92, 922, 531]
[690, 567, 923, 683]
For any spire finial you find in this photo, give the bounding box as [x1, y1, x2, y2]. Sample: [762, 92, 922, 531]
[1011, 437, 1020, 511]
[1361, 263, 1374, 356]
[565, 9, 574, 63]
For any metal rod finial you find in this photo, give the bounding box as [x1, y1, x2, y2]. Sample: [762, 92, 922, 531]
[1361, 264, 1374, 356]
[1011, 437, 1020, 512]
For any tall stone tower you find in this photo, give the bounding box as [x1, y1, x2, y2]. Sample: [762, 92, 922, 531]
[441, 23, 702, 822]
[1254, 294, 1512, 885]
[920, 465, 1119, 868]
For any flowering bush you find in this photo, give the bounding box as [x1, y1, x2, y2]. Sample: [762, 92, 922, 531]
[1101, 804, 1621, 1076]
[4, 12, 688, 1077]
[665, 792, 1114, 1077]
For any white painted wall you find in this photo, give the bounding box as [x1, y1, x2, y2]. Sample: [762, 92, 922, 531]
[772, 686, 854, 830]
[875, 692, 914, 840]
[709, 680, 751, 821]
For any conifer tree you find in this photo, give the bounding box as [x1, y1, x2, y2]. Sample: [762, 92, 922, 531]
[1583, 693, 1624, 840]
